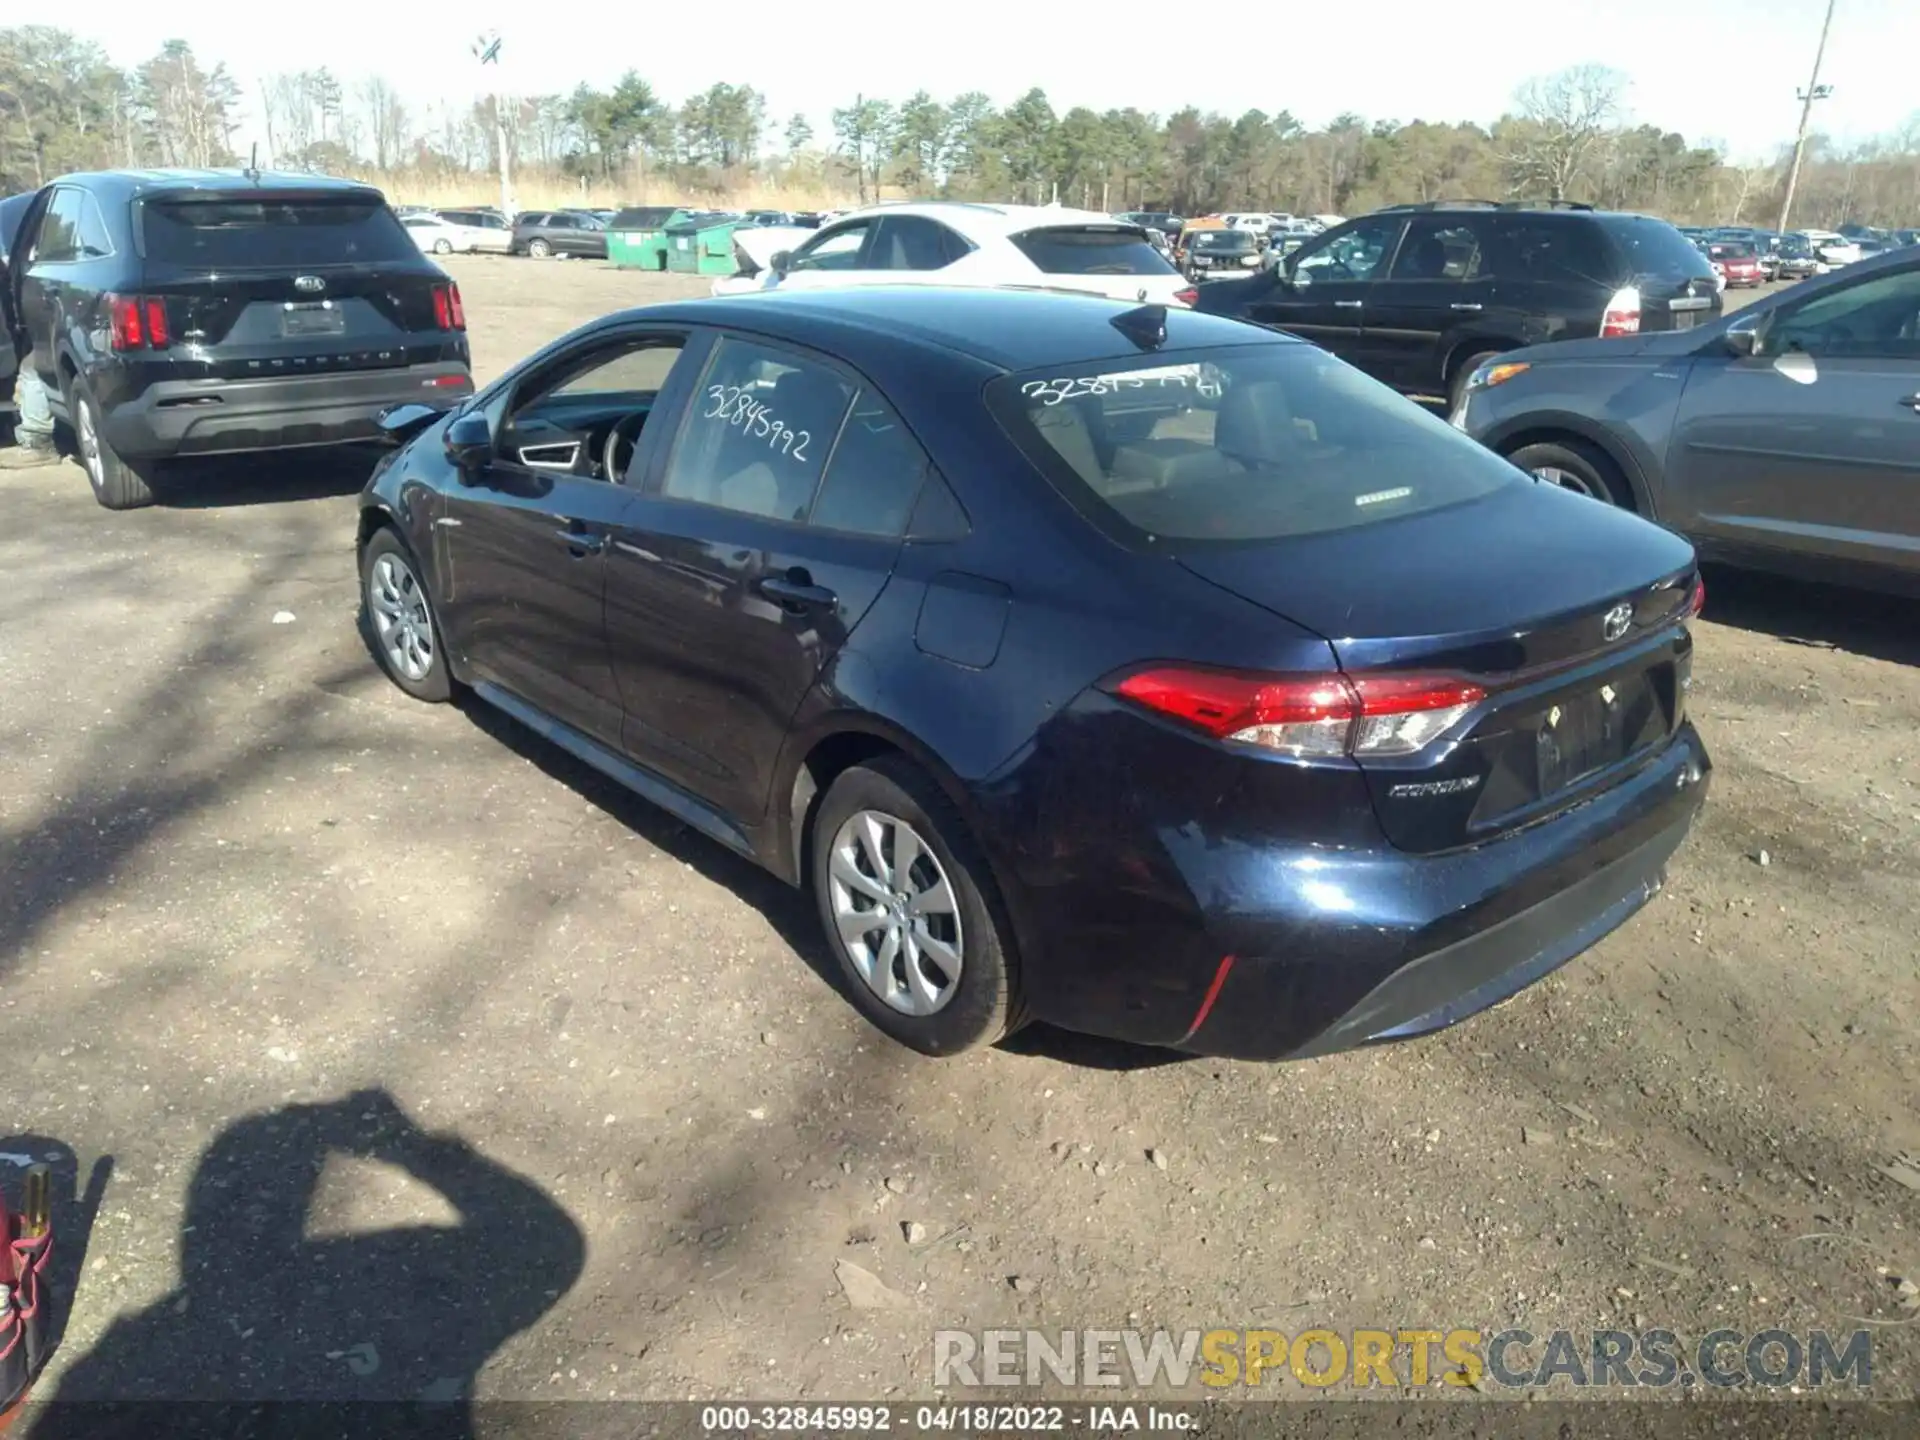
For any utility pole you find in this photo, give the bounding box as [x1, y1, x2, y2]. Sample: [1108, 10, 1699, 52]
[474, 31, 513, 218]
[1776, 0, 1837, 234]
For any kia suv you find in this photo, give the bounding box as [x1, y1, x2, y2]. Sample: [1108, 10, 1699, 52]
[7, 170, 472, 509]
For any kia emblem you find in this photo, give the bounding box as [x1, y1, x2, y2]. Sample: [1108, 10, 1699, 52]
[1602, 602, 1634, 643]
[294, 275, 326, 294]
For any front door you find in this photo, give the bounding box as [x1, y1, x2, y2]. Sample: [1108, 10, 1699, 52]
[438, 329, 697, 746]
[1361, 214, 1496, 394]
[1245, 214, 1406, 371]
[607, 332, 926, 824]
[1663, 261, 1920, 571]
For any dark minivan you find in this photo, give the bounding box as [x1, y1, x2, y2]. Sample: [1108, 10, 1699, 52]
[1194, 202, 1722, 408]
[5, 169, 472, 509]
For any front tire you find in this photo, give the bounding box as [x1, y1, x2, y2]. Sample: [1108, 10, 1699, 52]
[70, 379, 156, 510]
[528, 238, 552, 258]
[810, 758, 1022, 1056]
[360, 528, 452, 702]
[1506, 438, 1633, 509]
[433, 238, 453, 254]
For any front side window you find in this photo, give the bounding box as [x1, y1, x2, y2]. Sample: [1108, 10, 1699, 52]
[788, 223, 872, 273]
[1767, 267, 1920, 359]
[1293, 217, 1405, 283]
[662, 337, 855, 521]
[989, 343, 1521, 547]
[499, 336, 689, 480]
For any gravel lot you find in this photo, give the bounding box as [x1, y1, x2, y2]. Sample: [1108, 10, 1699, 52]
[4, 256, 1919, 1408]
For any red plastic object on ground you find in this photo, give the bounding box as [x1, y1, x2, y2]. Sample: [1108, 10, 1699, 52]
[0, 1168, 53, 1422]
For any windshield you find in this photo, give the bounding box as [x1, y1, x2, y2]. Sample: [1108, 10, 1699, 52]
[987, 343, 1522, 548]
[141, 195, 416, 266]
[1196, 232, 1253, 251]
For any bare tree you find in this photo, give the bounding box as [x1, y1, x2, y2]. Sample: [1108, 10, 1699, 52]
[1504, 63, 1626, 201]
[355, 78, 409, 172]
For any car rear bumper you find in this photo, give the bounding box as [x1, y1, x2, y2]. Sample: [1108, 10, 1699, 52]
[105, 364, 475, 460]
[986, 711, 1710, 1062]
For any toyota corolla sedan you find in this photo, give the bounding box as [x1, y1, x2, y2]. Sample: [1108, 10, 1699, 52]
[357, 288, 1709, 1061]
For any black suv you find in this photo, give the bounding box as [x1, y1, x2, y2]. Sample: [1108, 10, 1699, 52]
[5, 170, 473, 509]
[1192, 201, 1721, 408]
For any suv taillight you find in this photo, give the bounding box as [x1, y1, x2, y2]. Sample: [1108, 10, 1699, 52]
[1172, 286, 1199, 307]
[105, 293, 170, 351]
[431, 281, 466, 331]
[1106, 665, 1487, 759]
[1600, 285, 1641, 338]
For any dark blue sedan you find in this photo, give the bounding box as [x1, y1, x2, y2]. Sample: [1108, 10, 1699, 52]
[357, 287, 1711, 1060]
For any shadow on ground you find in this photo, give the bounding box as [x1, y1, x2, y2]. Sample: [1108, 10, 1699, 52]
[22, 1090, 582, 1437]
[1701, 563, 1920, 668]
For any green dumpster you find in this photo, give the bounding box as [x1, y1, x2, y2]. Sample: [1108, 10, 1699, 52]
[607, 206, 688, 271]
[665, 213, 747, 277]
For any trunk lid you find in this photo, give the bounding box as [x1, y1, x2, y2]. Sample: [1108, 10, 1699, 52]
[136, 191, 453, 378]
[1596, 215, 1724, 334]
[1177, 482, 1699, 852]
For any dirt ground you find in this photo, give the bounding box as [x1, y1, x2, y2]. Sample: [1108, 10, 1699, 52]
[3, 255, 1918, 1409]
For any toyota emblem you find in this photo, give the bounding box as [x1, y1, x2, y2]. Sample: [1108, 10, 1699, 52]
[294, 275, 326, 294]
[1602, 602, 1634, 642]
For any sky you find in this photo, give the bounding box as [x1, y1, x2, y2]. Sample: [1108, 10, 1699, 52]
[50, 0, 1918, 163]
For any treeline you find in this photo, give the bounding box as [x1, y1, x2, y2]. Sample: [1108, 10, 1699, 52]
[4, 26, 1919, 227]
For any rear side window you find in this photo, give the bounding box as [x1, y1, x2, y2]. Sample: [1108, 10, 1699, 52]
[988, 344, 1521, 546]
[1599, 216, 1717, 281]
[1010, 227, 1176, 276]
[810, 391, 928, 537]
[1492, 221, 1613, 285]
[142, 197, 417, 267]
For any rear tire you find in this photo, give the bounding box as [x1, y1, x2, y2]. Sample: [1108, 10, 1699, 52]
[810, 758, 1023, 1057]
[1506, 438, 1634, 509]
[433, 238, 453, 254]
[1448, 349, 1507, 412]
[528, 238, 552, 259]
[69, 379, 156, 511]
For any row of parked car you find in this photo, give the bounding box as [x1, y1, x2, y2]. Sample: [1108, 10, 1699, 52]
[1679, 222, 1919, 288]
[394, 204, 831, 262]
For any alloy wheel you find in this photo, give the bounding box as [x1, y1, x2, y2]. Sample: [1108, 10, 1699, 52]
[75, 397, 105, 494]
[367, 551, 435, 682]
[827, 810, 964, 1016]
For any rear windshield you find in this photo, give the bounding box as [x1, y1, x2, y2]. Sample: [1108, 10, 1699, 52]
[142, 196, 416, 267]
[988, 343, 1521, 547]
[1600, 216, 1717, 280]
[1010, 227, 1176, 277]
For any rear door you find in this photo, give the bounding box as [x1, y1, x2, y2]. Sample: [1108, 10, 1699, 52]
[1245, 213, 1407, 368]
[136, 190, 456, 379]
[1362, 214, 1496, 394]
[1598, 215, 1721, 334]
[607, 332, 924, 821]
[1005, 224, 1187, 304]
[1662, 259, 1920, 571]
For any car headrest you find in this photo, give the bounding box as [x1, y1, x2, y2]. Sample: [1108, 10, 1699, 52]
[1212, 379, 1297, 469]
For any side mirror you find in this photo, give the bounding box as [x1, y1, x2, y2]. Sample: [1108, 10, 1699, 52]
[1724, 313, 1763, 358]
[443, 411, 493, 473]
[770, 250, 793, 275]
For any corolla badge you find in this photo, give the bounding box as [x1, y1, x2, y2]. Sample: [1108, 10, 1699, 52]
[293, 275, 326, 294]
[1602, 602, 1634, 642]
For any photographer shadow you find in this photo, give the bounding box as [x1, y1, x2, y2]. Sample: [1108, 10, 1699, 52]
[24, 1090, 584, 1439]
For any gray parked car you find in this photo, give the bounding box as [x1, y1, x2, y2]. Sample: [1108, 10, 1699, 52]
[510, 210, 607, 259]
[1454, 243, 1920, 596]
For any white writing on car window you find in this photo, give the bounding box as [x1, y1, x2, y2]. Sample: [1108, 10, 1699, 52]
[702, 383, 813, 463]
[1019, 366, 1222, 407]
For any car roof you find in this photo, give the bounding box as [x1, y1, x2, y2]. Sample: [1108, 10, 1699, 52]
[815, 200, 1150, 243]
[46, 168, 384, 201]
[636, 286, 1286, 372]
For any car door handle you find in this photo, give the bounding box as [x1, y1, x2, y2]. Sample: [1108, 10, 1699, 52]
[553, 521, 608, 555]
[1334, 300, 1363, 310]
[757, 574, 837, 609]
[1450, 302, 1484, 312]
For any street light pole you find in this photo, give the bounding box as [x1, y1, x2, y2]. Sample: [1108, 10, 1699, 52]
[1776, 0, 1837, 234]
[474, 32, 514, 219]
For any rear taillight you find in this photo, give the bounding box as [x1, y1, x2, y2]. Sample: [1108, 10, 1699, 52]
[1172, 286, 1199, 307]
[432, 281, 465, 330]
[105, 293, 170, 351]
[1109, 666, 1486, 759]
[1600, 285, 1641, 338]
[1688, 575, 1706, 617]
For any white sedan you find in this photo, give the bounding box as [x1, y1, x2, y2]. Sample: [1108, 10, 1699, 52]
[401, 214, 473, 256]
[711, 202, 1196, 307]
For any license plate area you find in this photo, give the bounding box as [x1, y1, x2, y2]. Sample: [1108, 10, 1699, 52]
[280, 303, 346, 338]
[1672, 310, 1696, 331]
[1533, 670, 1665, 796]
